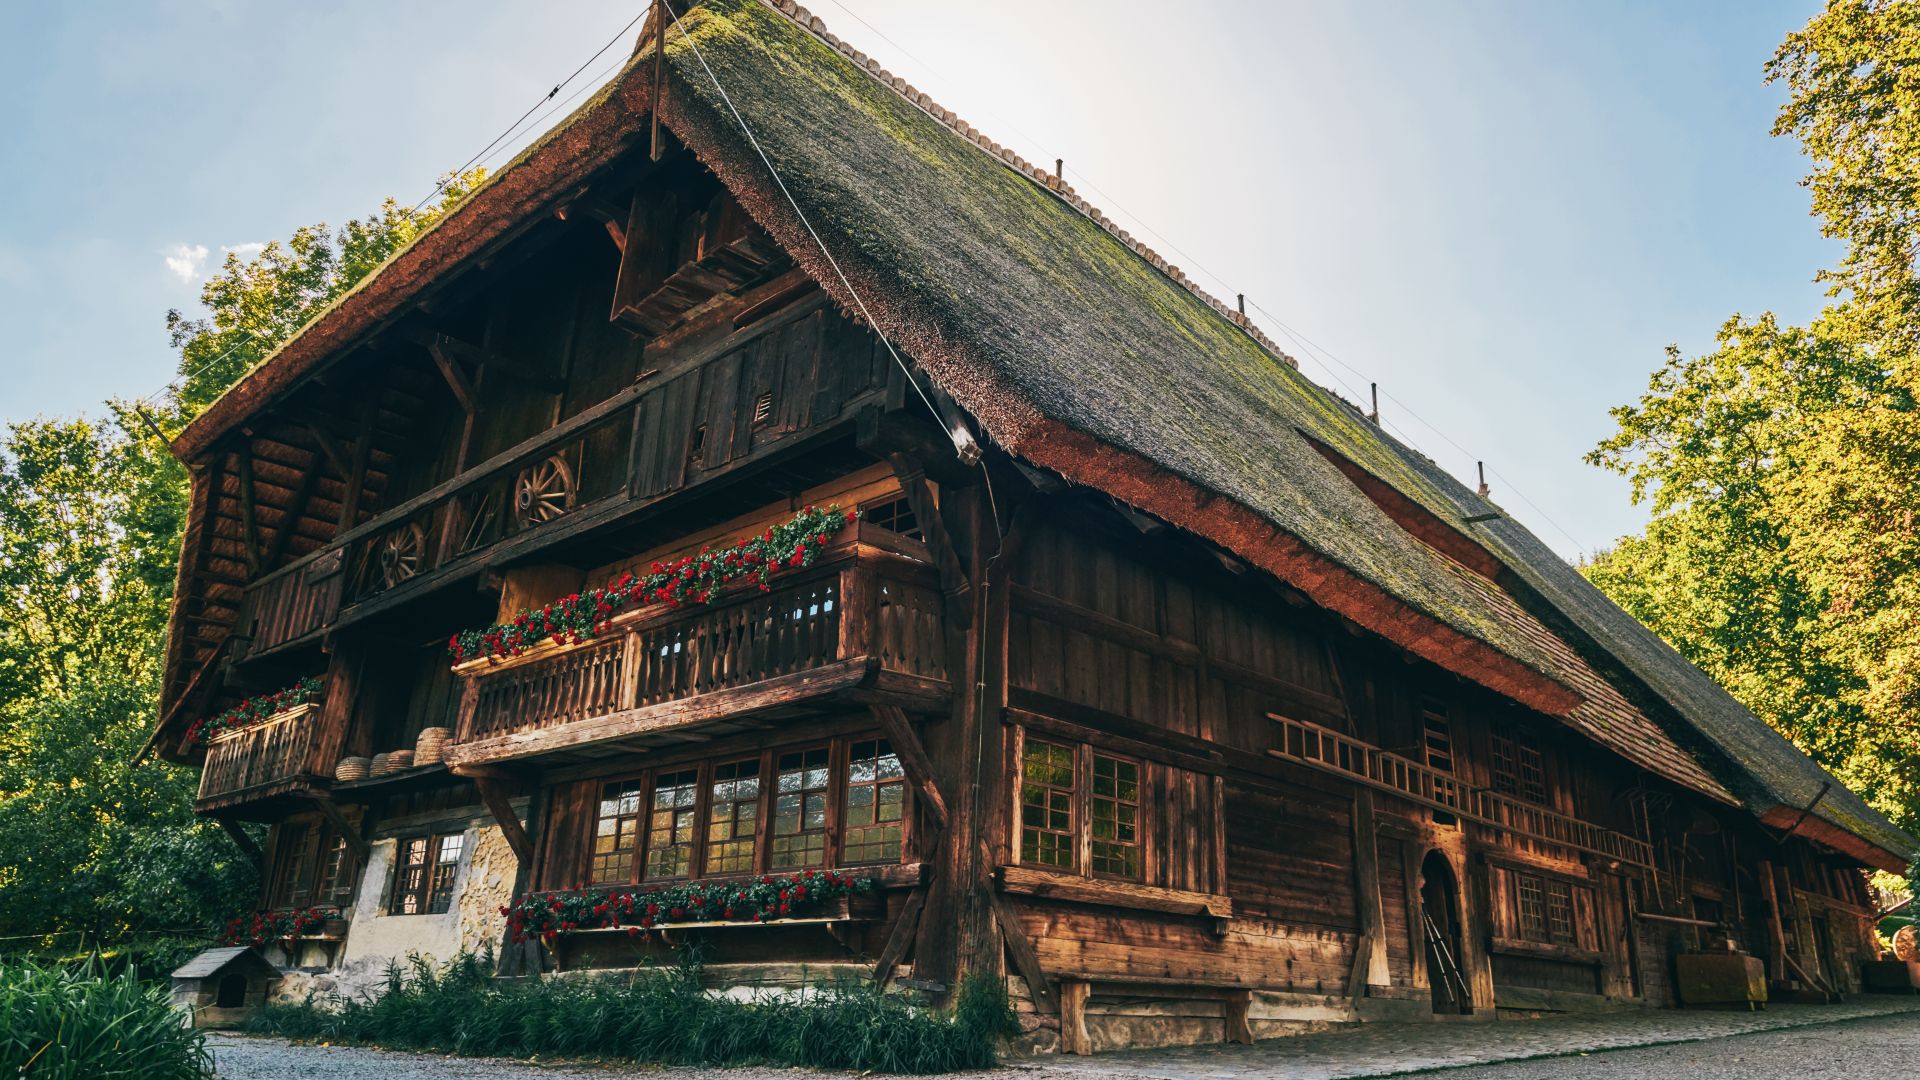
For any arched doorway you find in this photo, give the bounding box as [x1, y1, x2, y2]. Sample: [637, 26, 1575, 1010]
[1420, 851, 1472, 1014]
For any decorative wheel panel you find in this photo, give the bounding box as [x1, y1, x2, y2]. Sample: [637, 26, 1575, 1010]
[378, 521, 429, 589]
[514, 453, 577, 528]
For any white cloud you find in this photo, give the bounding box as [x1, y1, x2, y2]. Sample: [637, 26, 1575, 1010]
[163, 242, 209, 282]
[222, 241, 265, 260]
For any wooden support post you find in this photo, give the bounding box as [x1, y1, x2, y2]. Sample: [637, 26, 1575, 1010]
[1346, 929, 1375, 1003]
[473, 775, 534, 866]
[1350, 791, 1389, 988]
[872, 885, 927, 987]
[216, 816, 262, 865]
[1758, 859, 1789, 983]
[887, 453, 971, 628]
[335, 405, 374, 537]
[1058, 979, 1092, 1055]
[869, 703, 950, 833]
[989, 887, 1055, 1014]
[236, 444, 260, 576]
[305, 423, 353, 481]
[1224, 988, 1254, 1045]
[312, 796, 368, 859]
[429, 337, 477, 414]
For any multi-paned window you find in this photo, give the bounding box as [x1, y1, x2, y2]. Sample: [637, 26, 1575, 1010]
[644, 770, 700, 880]
[1489, 726, 1548, 805]
[391, 832, 464, 915]
[860, 496, 924, 541]
[772, 746, 832, 870]
[590, 780, 646, 885]
[273, 823, 321, 908]
[705, 759, 761, 874]
[1504, 867, 1583, 948]
[315, 834, 359, 907]
[842, 738, 905, 864]
[579, 734, 911, 886]
[1020, 739, 1077, 869]
[1018, 736, 1145, 880]
[269, 820, 361, 911]
[1089, 754, 1141, 878]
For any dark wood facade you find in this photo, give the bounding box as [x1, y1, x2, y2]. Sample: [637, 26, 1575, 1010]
[156, 11, 1899, 1051]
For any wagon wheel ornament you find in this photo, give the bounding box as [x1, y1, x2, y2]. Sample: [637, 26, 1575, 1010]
[514, 453, 577, 528]
[1896, 924, 1918, 963]
[378, 521, 428, 589]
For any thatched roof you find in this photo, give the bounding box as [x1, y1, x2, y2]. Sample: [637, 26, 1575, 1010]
[168, 0, 1914, 868]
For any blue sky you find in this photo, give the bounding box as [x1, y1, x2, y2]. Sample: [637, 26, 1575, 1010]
[0, 1, 1833, 559]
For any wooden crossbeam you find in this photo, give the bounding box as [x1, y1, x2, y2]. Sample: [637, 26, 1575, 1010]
[312, 796, 369, 859]
[868, 703, 949, 832]
[887, 454, 970, 628]
[474, 776, 535, 866]
[215, 815, 262, 865]
[871, 885, 926, 988]
[989, 887, 1055, 1014]
[428, 338, 476, 413]
[262, 462, 322, 570]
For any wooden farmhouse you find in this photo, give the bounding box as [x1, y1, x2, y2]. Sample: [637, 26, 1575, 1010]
[148, 0, 1917, 1052]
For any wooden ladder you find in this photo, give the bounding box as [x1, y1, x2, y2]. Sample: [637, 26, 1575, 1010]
[1423, 912, 1472, 1009]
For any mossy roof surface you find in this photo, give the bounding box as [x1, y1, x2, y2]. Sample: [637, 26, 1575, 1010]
[664, 0, 1912, 859]
[665, 0, 1562, 668]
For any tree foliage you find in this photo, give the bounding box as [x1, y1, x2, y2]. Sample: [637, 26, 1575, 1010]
[1587, 1, 1920, 836]
[0, 174, 481, 941]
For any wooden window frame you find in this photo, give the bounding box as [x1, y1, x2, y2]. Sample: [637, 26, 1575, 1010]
[269, 819, 360, 911]
[389, 831, 465, 916]
[573, 733, 910, 888]
[1489, 725, 1548, 806]
[1012, 727, 1148, 883]
[840, 736, 907, 866]
[642, 767, 702, 882]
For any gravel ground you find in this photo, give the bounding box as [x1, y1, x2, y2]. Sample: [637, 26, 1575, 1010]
[1416, 1010, 1920, 1078]
[205, 997, 1920, 1080]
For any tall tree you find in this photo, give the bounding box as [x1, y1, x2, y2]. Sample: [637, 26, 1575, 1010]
[1587, 1, 1920, 839]
[0, 174, 483, 940]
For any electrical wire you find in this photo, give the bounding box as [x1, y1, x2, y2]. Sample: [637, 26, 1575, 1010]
[410, 7, 653, 213]
[659, 0, 969, 473]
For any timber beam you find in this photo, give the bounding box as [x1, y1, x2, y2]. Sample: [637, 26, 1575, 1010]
[215, 815, 262, 865]
[456, 766, 535, 866]
[868, 703, 951, 834]
[887, 453, 971, 628]
[312, 795, 369, 859]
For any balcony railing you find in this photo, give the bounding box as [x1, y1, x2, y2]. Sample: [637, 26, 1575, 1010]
[1268, 714, 1653, 867]
[197, 704, 324, 807]
[448, 545, 948, 765]
[234, 550, 344, 660]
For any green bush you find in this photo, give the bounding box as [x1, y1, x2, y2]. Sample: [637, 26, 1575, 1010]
[249, 952, 1015, 1073]
[0, 958, 212, 1079]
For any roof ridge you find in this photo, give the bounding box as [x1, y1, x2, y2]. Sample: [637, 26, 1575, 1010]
[755, 0, 1298, 371]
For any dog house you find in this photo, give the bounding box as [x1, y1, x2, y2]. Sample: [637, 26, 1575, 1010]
[170, 947, 282, 1028]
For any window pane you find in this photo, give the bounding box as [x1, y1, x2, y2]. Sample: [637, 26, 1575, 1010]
[843, 738, 905, 864]
[1545, 880, 1576, 945]
[705, 759, 760, 874]
[1020, 739, 1077, 870]
[427, 834, 464, 914]
[645, 770, 699, 880]
[1516, 873, 1547, 942]
[1089, 754, 1141, 878]
[590, 779, 645, 885]
[771, 748, 830, 869]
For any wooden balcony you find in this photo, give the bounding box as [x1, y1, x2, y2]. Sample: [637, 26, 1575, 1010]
[196, 704, 332, 817]
[1267, 714, 1653, 867]
[447, 543, 950, 767]
[233, 550, 345, 661]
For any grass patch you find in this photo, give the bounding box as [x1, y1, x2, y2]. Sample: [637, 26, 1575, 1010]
[0, 958, 212, 1079]
[249, 951, 1015, 1073]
